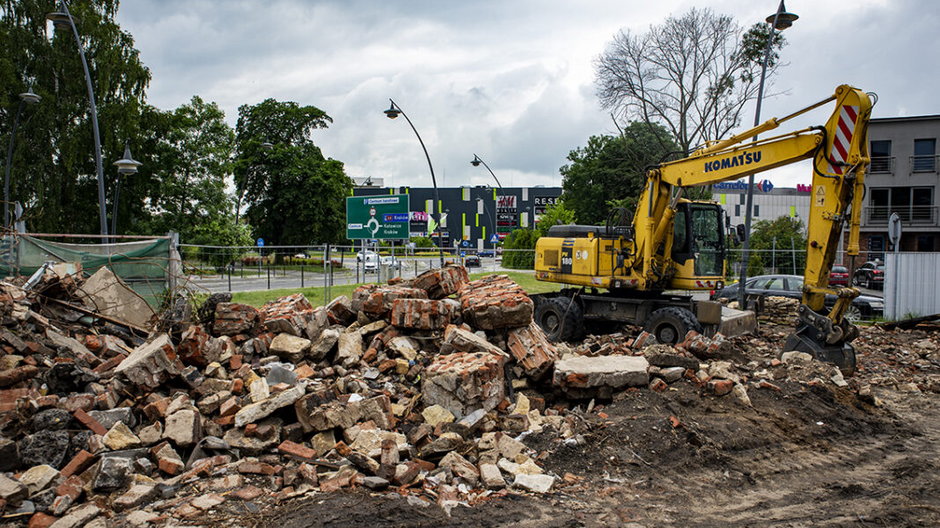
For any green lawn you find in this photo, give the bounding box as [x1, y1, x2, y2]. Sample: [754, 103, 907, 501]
[230, 270, 562, 307]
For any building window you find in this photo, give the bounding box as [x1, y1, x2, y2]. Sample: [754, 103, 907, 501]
[913, 187, 934, 222]
[870, 140, 892, 173]
[869, 235, 885, 261]
[913, 138, 936, 172]
[754, 205, 759, 217]
[734, 204, 740, 216]
[739, 193, 745, 204]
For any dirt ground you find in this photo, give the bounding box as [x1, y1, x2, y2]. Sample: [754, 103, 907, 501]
[197, 321, 940, 528]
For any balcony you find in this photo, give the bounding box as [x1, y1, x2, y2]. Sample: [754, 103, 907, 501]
[911, 154, 938, 173]
[869, 156, 894, 173]
[865, 205, 939, 225]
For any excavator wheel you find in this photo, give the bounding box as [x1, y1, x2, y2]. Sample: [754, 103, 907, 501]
[534, 296, 583, 342]
[644, 307, 702, 345]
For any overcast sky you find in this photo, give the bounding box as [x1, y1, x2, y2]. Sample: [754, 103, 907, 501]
[115, 0, 937, 190]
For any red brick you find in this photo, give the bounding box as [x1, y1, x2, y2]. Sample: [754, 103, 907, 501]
[230, 378, 244, 395]
[0, 388, 35, 412]
[229, 355, 243, 370]
[260, 294, 313, 335]
[650, 378, 668, 392]
[62, 393, 95, 413]
[278, 440, 318, 462]
[230, 486, 265, 501]
[92, 353, 126, 374]
[458, 275, 533, 330]
[506, 323, 557, 379]
[412, 266, 469, 299]
[293, 365, 315, 379]
[389, 298, 459, 330]
[60, 450, 96, 478]
[72, 409, 108, 435]
[237, 460, 277, 475]
[55, 476, 84, 501]
[143, 398, 170, 420]
[707, 379, 735, 396]
[158, 457, 184, 476]
[214, 303, 263, 336]
[28, 513, 56, 528]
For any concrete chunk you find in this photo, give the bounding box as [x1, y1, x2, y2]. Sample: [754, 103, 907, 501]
[235, 385, 305, 428]
[113, 334, 181, 389]
[423, 352, 506, 418]
[553, 355, 649, 391]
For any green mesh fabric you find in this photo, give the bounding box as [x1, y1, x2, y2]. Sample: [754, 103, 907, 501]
[0, 236, 174, 308]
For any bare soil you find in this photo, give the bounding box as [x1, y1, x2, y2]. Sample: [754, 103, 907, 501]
[209, 323, 940, 528]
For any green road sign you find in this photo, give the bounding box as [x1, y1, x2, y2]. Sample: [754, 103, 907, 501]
[346, 195, 411, 240]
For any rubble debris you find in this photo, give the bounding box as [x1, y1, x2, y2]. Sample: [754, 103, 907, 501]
[0, 262, 924, 527]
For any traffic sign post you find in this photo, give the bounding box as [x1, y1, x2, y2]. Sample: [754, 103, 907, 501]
[888, 212, 902, 320]
[346, 196, 411, 240]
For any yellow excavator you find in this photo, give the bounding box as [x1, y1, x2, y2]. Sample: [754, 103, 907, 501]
[533, 84, 873, 374]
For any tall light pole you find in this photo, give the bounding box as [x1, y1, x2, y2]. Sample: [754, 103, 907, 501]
[470, 154, 503, 188]
[4, 89, 41, 228]
[383, 99, 444, 267]
[47, 1, 108, 239]
[471, 155, 502, 249]
[738, 0, 798, 308]
[111, 142, 141, 236]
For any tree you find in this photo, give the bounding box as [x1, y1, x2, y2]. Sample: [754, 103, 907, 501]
[535, 199, 575, 237]
[595, 8, 786, 155]
[559, 122, 677, 225]
[747, 216, 806, 275]
[1, 0, 151, 234]
[131, 97, 238, 236]
[234, 99, 352, 245]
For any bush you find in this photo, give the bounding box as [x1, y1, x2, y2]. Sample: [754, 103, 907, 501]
[501, 229, 538, 270]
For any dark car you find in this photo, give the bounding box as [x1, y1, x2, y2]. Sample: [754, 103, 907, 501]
[464, 255, 481, 267]
[830, 265, 850, 286]
[852, 261, 884, 289]
[478, 250, 495, 257]
[711, 274, 883, 322]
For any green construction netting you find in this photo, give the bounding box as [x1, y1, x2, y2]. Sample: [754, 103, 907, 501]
[0, 235, 175, 308]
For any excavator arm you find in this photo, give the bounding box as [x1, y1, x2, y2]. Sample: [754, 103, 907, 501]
[637, 84, 873, 373]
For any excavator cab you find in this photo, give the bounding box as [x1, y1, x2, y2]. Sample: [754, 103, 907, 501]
[669, 201, 726, 290]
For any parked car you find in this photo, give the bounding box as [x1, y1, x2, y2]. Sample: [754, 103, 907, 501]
[356, 250, 377, 262]
[363, 254, 401, 273]
[852, 261, 884, 289]
[829, 265, 850, 286]
[464, 255, 481, 267]
[711, 274, 883, 322]
[380, 255, 401, 270]
[478, 250, 495, 258]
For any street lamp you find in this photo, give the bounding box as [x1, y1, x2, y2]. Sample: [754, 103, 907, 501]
[47, 1, 108, 239]
[738, 0, 798, 308]
[476, 196, 497, 249]
[470, 154, 503, 188]
[383, 99, 444, 267]
[110, 142, 141, 236]
[4, 89, 41, 228]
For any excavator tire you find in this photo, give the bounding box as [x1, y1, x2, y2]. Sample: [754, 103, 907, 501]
[644, 307, 702, 345]
[535, 296, 583, 342]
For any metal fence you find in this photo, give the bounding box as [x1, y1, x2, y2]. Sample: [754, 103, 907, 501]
[177, 243, 534, 295]
[884, 252, 940, 320]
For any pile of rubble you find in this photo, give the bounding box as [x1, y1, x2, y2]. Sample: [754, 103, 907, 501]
[0, 264, 881, 527]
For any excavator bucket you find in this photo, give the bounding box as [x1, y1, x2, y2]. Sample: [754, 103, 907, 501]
[782, 305, 858, 376]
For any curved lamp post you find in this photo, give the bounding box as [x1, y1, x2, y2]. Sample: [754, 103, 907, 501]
[384, 99, 444, 267]
[738, 0, 798, 308]
[4, 89, 41, 227]
[470, 154, 503, 188]
[47, 1, 108, 238]
[110, 142, 141, 236]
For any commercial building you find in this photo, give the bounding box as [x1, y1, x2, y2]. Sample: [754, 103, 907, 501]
[856, 114, 940, 261]
[711, 179, 811, 227]
[352, 185, 562, 249]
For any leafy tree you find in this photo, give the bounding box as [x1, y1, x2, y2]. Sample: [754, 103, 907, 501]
[234, 99, 352, 245]
[535, 199, 575, 237]
[131, 97, 239, 240]
[501, 228, 538, 270]
[595, 8, 786, 154]
[410, 236, 435, 248]
[1, 0, 150, 234]
[559, 122, 677, 225]
[747, 216, 806, 275]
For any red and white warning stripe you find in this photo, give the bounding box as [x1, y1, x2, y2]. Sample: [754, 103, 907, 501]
[827, 105, 859, 175]
[694, 280, 714, 288]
